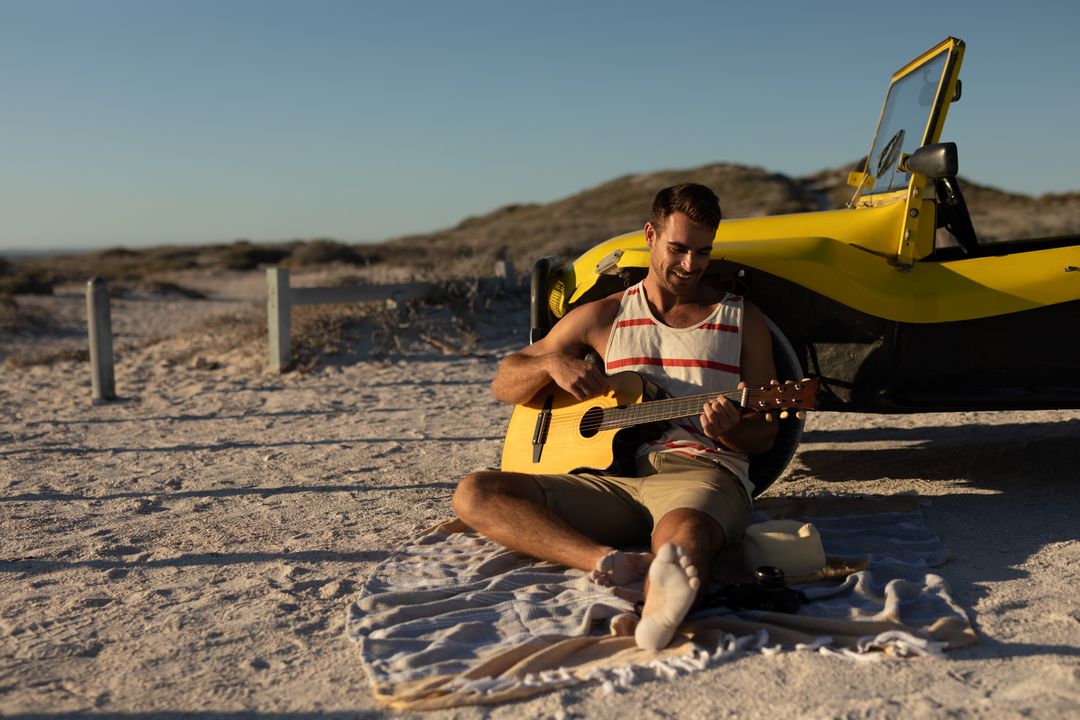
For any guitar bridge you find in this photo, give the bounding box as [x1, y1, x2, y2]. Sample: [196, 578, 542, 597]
[531, 395, 555, 464]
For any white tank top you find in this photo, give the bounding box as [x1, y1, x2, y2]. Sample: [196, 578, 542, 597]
[603, 281, 752, 496]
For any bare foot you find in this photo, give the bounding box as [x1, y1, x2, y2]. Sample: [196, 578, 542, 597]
[609, 613, 639, 636]
[589, 549, 653, 587]
[634, 543, 699, 650]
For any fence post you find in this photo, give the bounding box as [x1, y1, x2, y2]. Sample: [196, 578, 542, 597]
[493, 260, 516, 292]
[267, 267, 291, 373]
[86, 277, 116, 402]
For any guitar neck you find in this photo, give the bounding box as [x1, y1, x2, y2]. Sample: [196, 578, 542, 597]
[601, 389, 746, 431]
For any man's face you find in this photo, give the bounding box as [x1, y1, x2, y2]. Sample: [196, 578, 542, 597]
[645, 212, 715, 296]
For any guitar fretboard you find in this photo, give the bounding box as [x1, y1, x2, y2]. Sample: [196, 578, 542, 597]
[599, 389, 761, 430]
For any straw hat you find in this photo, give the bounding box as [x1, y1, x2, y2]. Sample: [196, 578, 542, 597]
[740, 520, 827, 577]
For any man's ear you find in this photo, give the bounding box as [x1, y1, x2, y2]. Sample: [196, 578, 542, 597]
[644, 221, 657, 249]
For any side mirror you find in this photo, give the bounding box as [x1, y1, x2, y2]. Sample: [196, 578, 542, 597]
[900, 142, 958, 179]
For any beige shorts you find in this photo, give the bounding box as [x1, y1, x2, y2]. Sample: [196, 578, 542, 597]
[532, 452, 751, 549]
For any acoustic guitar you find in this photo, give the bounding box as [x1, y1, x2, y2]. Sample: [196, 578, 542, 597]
[500, 372, 819, 474]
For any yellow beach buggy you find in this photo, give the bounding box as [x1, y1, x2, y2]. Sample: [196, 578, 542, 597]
[525, 37, 1080, 494]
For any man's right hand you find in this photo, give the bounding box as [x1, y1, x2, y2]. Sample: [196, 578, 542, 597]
[547, 353, 611, 401]
[490, 298, 621, 406]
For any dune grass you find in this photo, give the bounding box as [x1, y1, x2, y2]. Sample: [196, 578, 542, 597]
[0, 294, 57, 334]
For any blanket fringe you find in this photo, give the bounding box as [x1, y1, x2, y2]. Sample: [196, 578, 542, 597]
[430, 626, 944, 702]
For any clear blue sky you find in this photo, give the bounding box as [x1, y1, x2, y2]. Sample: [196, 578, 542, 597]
[3, 0, 1077, 250]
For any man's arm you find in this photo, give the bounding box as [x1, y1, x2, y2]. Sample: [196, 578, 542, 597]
[491, 298, 618, 406]
[699, 301, 780, 455]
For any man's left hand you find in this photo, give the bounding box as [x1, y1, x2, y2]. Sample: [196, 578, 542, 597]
[700, 382, 746, 442]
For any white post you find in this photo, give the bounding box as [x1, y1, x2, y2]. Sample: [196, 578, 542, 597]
[86, 277, 116, 402]
[267, 267, 291, 373]
[493, 260, 516, 292]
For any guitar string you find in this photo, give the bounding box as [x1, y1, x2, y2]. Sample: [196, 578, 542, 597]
[535, 388, 812, 434]
[535, 390, 742, 431]
[537, 388, 809, 429]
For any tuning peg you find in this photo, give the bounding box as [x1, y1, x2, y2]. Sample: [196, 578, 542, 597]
[764, 412, 774, 422]
[779, 410, 790, 420]
[795, 411, 806, 420]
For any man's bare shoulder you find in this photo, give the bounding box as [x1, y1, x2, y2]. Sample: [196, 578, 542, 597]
[521, 292, 622, 357]
[549, 292, 625, 355]
[564, 291, 623, 325]
[740, 299, 768, 327]
[593, 290, 628, 321]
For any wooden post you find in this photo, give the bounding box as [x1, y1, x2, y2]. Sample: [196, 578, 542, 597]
[86, 277, 116, 402]
[266, 267, 291, 373]
[493, 260, 516, 292]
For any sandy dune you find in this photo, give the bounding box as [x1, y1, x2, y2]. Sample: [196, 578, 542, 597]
[1, 283, 1078, 718]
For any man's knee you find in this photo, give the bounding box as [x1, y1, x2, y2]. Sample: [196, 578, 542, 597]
[452, 471, 544, 521]
[451, 472, 488, 520]
[653, 508, 726, 551]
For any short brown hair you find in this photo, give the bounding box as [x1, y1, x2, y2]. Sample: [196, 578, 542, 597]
[650, 183, 722, 235]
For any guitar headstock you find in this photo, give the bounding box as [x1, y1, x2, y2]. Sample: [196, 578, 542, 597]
[748, 378, 819, 420]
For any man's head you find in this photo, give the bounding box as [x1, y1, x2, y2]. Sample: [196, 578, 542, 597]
[649, 183, 722, 238]
[644, 183, 721, 298]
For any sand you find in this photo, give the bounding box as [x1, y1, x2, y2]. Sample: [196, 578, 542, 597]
[1, 275, 1078, 718]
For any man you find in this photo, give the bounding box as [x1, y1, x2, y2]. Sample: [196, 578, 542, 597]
[452, 183, 778, 650]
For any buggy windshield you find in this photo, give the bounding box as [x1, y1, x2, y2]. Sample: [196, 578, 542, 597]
[861, 49, 950, 196]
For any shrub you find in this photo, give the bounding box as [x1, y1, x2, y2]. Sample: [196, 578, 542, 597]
[215, 241, 292, 270]
[0, 267, 55, 295]
[0, 295, 57, 333]
[284, 239, 365, 267]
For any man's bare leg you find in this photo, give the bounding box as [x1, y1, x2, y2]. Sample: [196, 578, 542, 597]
[452, 470, 650, 581]
[635, 508, 725, 650]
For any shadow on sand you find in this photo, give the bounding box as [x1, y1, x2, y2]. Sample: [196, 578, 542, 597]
[0, 434, 502, 458]
[0, 479, 456, 504]
[1, 715, 393, 719]
[789, 417, 1080, 659]
[1, 549, 390, 576]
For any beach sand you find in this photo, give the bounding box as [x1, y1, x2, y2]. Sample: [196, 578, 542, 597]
[2, 276, 1078, 718]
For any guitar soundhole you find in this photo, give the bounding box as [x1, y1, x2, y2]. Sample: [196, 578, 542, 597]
[579, 407, 605, 438]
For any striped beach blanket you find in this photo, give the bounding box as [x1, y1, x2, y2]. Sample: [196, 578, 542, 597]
[347, 495, 975, 710]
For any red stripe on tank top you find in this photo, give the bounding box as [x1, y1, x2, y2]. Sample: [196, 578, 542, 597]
[700, 323, 739, 332]
[669, 449, 722, 460]
[614, 318, 655, 329]
[663, 441, 717, 452]
[647, 440, 723, 455]
[626, 288, 640, 296]
[605, 357, 740, 374]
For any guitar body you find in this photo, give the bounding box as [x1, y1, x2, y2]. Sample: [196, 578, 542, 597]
[500, 371, 650, 474]
[499, 372, 819, 476]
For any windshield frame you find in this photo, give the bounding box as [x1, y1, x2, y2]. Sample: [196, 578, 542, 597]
[853, 38, 965, 204]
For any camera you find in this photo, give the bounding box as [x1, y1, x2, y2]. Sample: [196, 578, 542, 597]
[706, 565, 808, 614]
